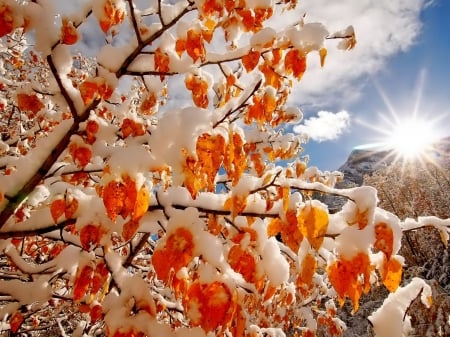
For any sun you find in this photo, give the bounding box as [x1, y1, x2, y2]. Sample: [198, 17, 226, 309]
[385, 117, 436, 160]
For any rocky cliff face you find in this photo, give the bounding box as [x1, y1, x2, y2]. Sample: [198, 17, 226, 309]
[335, 136, 450, 188]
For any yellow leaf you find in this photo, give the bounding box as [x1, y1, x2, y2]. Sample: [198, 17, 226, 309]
[133, 185, 149, 220]
[319, 47, 327, 67]
[297, 253, 317, 287]
[382, 256, 402, 292]
[298, 204, 329, 250]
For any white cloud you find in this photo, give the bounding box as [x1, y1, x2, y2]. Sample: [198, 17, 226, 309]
[293, 110, 351, 142]
[282, 0, 429, 106]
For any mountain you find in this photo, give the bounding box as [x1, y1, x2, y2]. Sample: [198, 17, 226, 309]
[335, 136, 450, 187]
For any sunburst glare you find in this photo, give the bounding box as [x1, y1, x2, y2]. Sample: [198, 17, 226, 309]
[357, 70, 447, 169]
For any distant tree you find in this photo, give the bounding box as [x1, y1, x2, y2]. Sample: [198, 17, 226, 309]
[363, 154, 450, 337]
[0, 1, 448, 337]
[364, 157, 450, 220]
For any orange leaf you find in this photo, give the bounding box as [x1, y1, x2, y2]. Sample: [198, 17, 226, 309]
[98, 0, 126, 33]
[102, 180, 126, 221]
[64, 197, 78, 219]
[374, 222, 394, 259]
[79, 79, 98, 105]
[0, 5, 14, 38]
[17, 93, 44, 117]
[382, 256, 402, 292]
[152, 227, 195, 282]
[73, 265, 94, 302]
[186, 29, 205, 62]
[9, 311, 23, 333]
[86, 120, 99, 144]
[228, 245, 257, 283]
[61, 18, 79, 45]
[195, 133, 225, 191]
[328, 253, 371, 312]
[224, 194, 247, 219]
[80, 224, 101, 251]
[50, 199, 65, 223]
[69, 143, 92, 168]
[154, 48, 170, 80]
[140, 92, 157, 115]
[185, 281, 233, 332]
[284, 49, 307, 80]
[271, 48, 282, 66]
[175, 39, 186, 57]
[185, 74, 209, 108]
[120, 175, 138, 219]
[223, 132, 246, 185]
[242, 50, 260, 72]
[122, 219, 140, 241]
[90, 304, 103, 323]
[91, 261, 109, 295]
[259, 62, 282, 89]
[297, 252, 317, 287]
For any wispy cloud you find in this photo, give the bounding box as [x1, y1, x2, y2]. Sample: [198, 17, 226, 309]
[294, 110, 350, 142]
[287, 0, 428, 106]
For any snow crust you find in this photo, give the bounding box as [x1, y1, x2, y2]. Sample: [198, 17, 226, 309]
[369, 277, 432, 337]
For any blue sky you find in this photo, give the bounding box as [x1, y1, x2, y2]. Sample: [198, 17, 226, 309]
[55, 0, 449, 172]
[297, 0, 450, 171]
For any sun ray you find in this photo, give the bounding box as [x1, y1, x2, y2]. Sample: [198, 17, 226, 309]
[356, 72, 449, 180]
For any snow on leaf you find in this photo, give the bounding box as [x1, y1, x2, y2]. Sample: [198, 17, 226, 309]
[79, 79, 99, 105]
[328, 252, 372, 312]
[152, 227, 195, 283]
[95, 0, 126, 34]
[184, 281, 234, 332]
[228, 244, 257, 283]
[61, 17, 79, 45]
